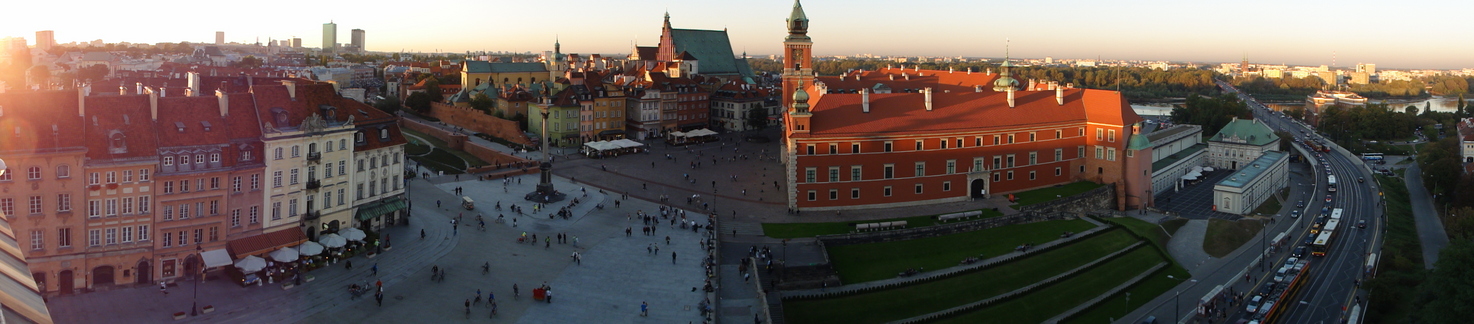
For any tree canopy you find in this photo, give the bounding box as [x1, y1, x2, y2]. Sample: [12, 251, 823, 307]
[1170, 94, 1250, 136]
[404, 92, 433, 113]
[1318, 103, 1419, 142]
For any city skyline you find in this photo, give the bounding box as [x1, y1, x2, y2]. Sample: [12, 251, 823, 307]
[2, 0, 1471, 70]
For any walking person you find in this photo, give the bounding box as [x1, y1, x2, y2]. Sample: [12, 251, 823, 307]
[672, 251, 677, 264]
[641, 301, 649, 316]
[160, 281, 169, 296]
[346, 260, 353, 270]
[371, 263, 378, 276]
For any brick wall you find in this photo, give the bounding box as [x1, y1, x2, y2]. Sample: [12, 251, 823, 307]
[399, 119, 466, 150]
[427, 102, 532, 146]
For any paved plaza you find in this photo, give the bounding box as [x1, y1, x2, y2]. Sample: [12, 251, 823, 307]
[46, 172, 713, 324]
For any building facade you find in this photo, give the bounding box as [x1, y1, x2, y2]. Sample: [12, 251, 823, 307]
[0, 91, 91, 296]
[779, 1, 1143, 211]
[1207, 118, 1279, 171]
[1146, 124, 1208, 194]
[1212, 151, 1288, 215]
[349, 103, 407, 231]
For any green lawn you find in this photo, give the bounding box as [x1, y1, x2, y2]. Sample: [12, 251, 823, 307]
[405, 141, 432, 155]
[761, 209, 1003, 239]
[1161, 218, 1188, 236]
[1010, 181, 1105, 207]
[784, 230, 1137, 324]
[403, 129, 489, 167]
[1250, 189, 1286, 215]
[1105, 217, 1171, 253]
[403, 129, 489, 174]
[935, 247, 1165, 324]
[1202, 218, 1265, 258]
[1070, 218, 1193, 324]
[828, 219, 1097, 283]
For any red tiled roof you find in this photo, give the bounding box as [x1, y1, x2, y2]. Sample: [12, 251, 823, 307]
[227, 228, 307, 259]
[155, 96, 232, 162]
[808, 88, 1130, 136]
[0, 91, 86, 153]
[80, 95, 160, 160]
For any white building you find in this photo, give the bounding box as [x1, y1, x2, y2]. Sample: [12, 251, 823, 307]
[1213, 151, 1289, 215]
[255, 81, 359, 238]
[1458, 118, 1474, 165]
[1146, 124, 1208, 194]
[1207, 118, 1280, 171]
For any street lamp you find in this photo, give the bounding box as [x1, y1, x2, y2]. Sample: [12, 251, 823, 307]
[191, 244, 202, 316]
[1168, 275, 1199, 323]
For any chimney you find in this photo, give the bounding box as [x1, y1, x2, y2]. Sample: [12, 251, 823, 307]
[861, 88, 870, 113]
[903, 73, 910, 80]
[1028, 79, 1037, 91]
[923, 87, 933, 111]
[986, 68, 993, 75]
[281, 80, 297, 99]
[119, 86, 127, 95]
[77, 86, 87, 117]
[186, 72, 201, 97]
[949, 67, 954, 74]
[161, 87, 167, 97]
[136, 82, 143, 95]
[975, 85, 983, 92]
[888, 74, 895, 81]
[216, 89, 230, 117]
[145, 87, 159, 120]
[967, 68, 972, 75]
[1056, 87, 1065, 106]
[1007, 88, 1016, 108]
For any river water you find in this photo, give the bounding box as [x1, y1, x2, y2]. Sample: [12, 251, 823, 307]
[1136, 97, 1471, 117]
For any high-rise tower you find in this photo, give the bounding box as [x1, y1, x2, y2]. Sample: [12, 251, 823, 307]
[322, 21, 337, 50]
[350, 29, 365, 51]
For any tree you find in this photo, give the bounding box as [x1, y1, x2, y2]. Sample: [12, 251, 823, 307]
[373, 96, 402, 115]
[404, 92, 433, 113]
[747, 106, 768, 130]
[1170, 94, 1250, 135]
[422, 77, 443, 103]
[77, 64, 110, 82]
[234, 56, 264, 69]
[469, 93, 495, 115]
[1275, 131, 1294, 152]
[1409, 240, 1474, 323]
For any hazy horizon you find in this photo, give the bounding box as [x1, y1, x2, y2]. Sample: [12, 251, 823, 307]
[4, 0, 1471, 70]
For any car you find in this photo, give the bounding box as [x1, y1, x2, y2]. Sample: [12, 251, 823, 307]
[1293, 246, 1307, 257]
[1258, 284, 1275, 297]
[1358, 177, 1365, 183]
[1326, 195, 1333, 203]
[1296, 200, 1305, 208]
[1291, 210, 1301, 218]
[1246, 295, 1265, 313]
[1358, 220, 1367, 229]
[1258, 301, 1276, 317]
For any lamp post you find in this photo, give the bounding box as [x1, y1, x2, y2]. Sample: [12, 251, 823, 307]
[191, 244, 202, 316]
[1168, 275, 1198, 323]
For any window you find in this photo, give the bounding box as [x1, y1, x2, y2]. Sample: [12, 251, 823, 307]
[323, 191, 333, 208]
[1127, 149, 1135, 158]
[231, 210, 241, 227]
[993, 136, 1001, 145]
[1056, 130, 1062, 139]
[851, 188, 860, 199]
[338, 161, 347, 175]
[29, 230, 41, 250]
[0, 168, 8, 181]
[946, 160, 956, 174]
[1007, 171, 1015, 180]
[179, 230, 187, 246]
[106, 171, 116, 183]
[89, 172, 99, 185]
[883, 164, 895, 179]
[1108, 130, 1116, 142]
[340, 139, 347, 150]
[194, 229, 203, 245]
[27, 166, 40, 180]
[851, 144, 860, 153]
[210, 200, 219, 215]
[274, 147, 283, 160]
[806, 191, 816, 201]
[973, 158, 984, 172]
[121, 197, 133, 214]
[210, 153, 220, 163]
[242, 150, 253, 161]
[1029, 132, 1036, 142]
[883, 186, 893, 197]
[180, 180, 189, 193]
[943, 181, 952, 191]
[339, 189, 347, 205]
[1029, 152, 1038, 165]
[105, 199, 117, 217]
[804, 168, 816, 183]
[162, 232, 172, 247]
[1096, 128, 1103, 140]
[290, 169, 299, 184]
[975, 137, 983, 146]
[1055, 149, 1063, 162]
[291, 145, 300, 157]
[993, 173, 1001, 182]
[86, 200, 99, 218]
[884, 142, 893, 152]
[1030, 171, 1037, 180]
[940, 139, 948, 149]
[915, 184, 923, 194]
[28, 196, 42, 214]
[369, 158, 377, 169]
[249, 206, 259, 224]
[122, 226, 132, 243]
[209, 227, 218, 242]
[1055, 167, 1062, 176]
[357, 184, 364, 199]
[1095, 146, 1104, 159]
[251, 174, 259, 190]
[288, 199, 297, 216]
[273, 171, 282, 187]
[357, 159, 366, 171]
[1079, 127, 1085, 136]
[271, 202, 281, 220]
[829, 190, 838, 200]
[195, 154, 204, 164]
[179, 203, 189, 219]
[829, 144, 837, 154]
[325, 141, 334, 152]
[105, 228, 117, 245]
[58, 193, 71, 212]
[1079, 146, 1086, 159]
[233, 177, 241, 192]
[805, 145, 814, 155]
[88, 229, 101, 247]
[1006, 155, 1015, 168]
[915, 141, 923, 151]
[137, 225, 149, 241]
[993, 156, 1002, 169]
[211, 177, 220, 190]
[1007, 134, 1015, 144]
[123, 170, 133, 182]
[915, 162, 926, 177]
[56, 165, 70, 178]
[324, 163, 333, 177]
[139, 168, 149, 181]
[58, 228, 71, 247]
[1107, 148, 1117, 161]
[828, 167, 840, 182]
[850, 166, 862, 181]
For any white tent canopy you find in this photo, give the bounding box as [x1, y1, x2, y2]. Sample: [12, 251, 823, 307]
[339, 228, 367, 242]
[234, 255, 268, 273]
[611, 139, 645, 148]
[582, 141, 619, 151]
[297, 241, 325, 256]
[1203, 167, 1215, 172]
[318, 233, 348, 248]
[686, 129, 718, 137]
[201, 249, 234, 268]
[269, 247, 299, 263]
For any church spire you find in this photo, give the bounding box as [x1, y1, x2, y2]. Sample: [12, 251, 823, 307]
[663, 11, 672, 30]
[992, 39, 1019, 92]
[787, 0, 809, 36]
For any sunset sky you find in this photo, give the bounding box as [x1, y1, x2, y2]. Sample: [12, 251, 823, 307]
[3, 0, 1469, 69]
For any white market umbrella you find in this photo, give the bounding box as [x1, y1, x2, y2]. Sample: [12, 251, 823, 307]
[318, 233, 348, 248]
[269, 247, 299, 263]
[1203, 167, 1216, 172]
[339, 228, 367, 242]
[297, 241, 325, 256]
[234, 255, 268, 273]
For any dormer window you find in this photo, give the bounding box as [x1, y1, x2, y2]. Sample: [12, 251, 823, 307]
[379, 128, 389, 140]
[355, 132, 365, 144]
[201, 121, 213, 132]
[108, 131, 128, 154]
[175, 122, 187, 133]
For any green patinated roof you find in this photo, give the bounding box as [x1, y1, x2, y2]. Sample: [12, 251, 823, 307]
[1127, 133, 1152, 151]
[1209, 118, 1279, 146]
[1216, 151, 1287, 189]
[465, 61, 548, 74]
[1153, 143, 1207, 172]
[669, 29, 752, 78]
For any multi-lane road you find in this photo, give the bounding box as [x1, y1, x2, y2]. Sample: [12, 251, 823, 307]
[1227, 83, 1384, 324]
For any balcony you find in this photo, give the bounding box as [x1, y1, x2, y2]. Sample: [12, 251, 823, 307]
[306, 152, 321, 162]
[305, 179, 321, 190]
[301, 210, 320, 220]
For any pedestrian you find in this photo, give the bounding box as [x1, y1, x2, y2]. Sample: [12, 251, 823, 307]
[573, 236, 579, 247]
[421, 229, 426, 239]
[666, 236, 671, 245]
[465, 299, 471, 314]
[641, 301, 649, 316]
[437, 200, 442, 208]
[371, 263, 378, 276]
[672, 251, 677, 264]
[160, 281, 169, 296]
[513, 284, 520, 299]
[545, 237, 550, 248]
[346, 260, 353, 270]
[546, 288, 552, 303]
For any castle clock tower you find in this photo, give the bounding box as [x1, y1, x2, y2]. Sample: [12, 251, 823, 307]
[782, 0, 813, 210]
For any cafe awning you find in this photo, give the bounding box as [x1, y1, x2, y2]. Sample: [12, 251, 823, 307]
[356, 197, 408, 221]
[227, 229, 308, 259]
[201, 249, 234, 268]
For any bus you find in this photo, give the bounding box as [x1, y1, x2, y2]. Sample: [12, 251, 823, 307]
[1331, 208, 1344, 220]
[1361, 153, 1384, 162]
[1312, 219, 1341, 256]
[1328, 175, 1338, 193]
